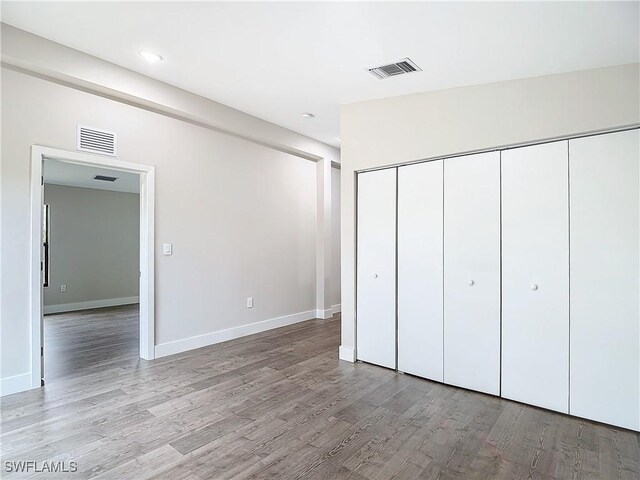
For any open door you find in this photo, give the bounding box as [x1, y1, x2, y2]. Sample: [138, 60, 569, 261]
[39, 166, 46, 385]
[29, 146, 156, 392]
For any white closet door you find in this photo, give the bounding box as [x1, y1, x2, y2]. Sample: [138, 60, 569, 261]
[444, 152, 500, 395]
[569, 130, 639, 431]
[356, 168, 397, 369]
[398, 161, 443, 381]
[502, 141, 569, 413]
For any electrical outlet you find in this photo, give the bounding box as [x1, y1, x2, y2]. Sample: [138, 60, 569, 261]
[60, 284, 67, 293]
[246, 297, 253, 308]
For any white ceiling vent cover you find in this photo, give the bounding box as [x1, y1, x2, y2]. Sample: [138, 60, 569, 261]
[77, 125, 117, 156]
[369, 58, 422, 79]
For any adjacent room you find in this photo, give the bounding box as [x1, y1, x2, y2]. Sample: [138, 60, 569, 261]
[0, 2, 638, 479]
[42, 159, 141, 381]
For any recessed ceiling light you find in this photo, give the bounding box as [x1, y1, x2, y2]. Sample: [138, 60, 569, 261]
[139, 50, 163, 64]
[301, 112, 315, 118]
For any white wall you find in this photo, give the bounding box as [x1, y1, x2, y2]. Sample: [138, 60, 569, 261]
[43, 184, 139, 311]
[339, 63, 640, 360]
[0, 67, 323, 386]
[331, 167, 341, 310]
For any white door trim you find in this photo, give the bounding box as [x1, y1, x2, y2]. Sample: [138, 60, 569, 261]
[30, 146, 155, 389]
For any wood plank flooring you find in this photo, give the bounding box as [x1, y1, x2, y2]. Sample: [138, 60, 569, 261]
[43, 305, 140, 381]
[1, 305, 638, 479]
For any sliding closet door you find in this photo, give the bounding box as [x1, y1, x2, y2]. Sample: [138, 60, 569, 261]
[501, 141, 569, 413]
[356, 168, 397, 369]
[397, 161, 443, 381]
[569, 130, 639, 430]
[444, 152, 500, 395]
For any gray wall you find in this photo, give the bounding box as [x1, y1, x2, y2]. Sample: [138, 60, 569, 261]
[331, 167, 341, 309]
[1, 66, 318, 381]
[339, 63, 640, 358]
[43, 184, 139, 311]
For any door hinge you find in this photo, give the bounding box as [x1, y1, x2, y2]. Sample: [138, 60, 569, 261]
[41, 176, 44, 186]
[40, 261, 43, 272]
[41, 346, 44, 357]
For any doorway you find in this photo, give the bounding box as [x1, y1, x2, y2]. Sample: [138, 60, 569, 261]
[30, 146, 155, 388]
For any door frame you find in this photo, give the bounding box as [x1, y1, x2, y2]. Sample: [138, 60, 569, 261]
[29, 145, 155, 389]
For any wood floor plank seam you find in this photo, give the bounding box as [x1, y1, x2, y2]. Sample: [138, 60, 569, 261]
[1, 305, 638, 479]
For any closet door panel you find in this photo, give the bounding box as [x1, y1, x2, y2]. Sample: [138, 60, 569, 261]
[444, 152, 501, 395]
[569, 130, 639, 430]
[398, 161, 443, 381]
[501, 141, 569, 413]
[356, 168, 397, 369]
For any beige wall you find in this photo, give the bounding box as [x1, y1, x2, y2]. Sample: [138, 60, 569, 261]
[339, 63, 640, 358]
[1, 67, 320, 382]
[43, 184, 140, 310]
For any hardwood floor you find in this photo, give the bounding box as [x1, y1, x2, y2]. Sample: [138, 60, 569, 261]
[1, 306, 638, 479]
[43, 305, 140, 381]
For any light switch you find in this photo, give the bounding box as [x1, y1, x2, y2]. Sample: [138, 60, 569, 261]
[247, 297, 253, 308]
[60, 284, 67, 293]
[163, 243, 172, 256]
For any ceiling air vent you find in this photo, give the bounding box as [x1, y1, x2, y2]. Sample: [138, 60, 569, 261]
[77, 125, 117, 156]
[93, 175, 119, 182]
[369, 58, 422, 79]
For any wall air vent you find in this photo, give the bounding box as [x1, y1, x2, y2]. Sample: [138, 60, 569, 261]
[368, 58, 422, 79]
[77, 125, 117, 156]
[93, 174, 119, 182]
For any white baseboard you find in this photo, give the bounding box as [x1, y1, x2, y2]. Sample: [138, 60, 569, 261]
[332, 304, 341, 314]
[44, 296, 139, 314]
[315, 308, 333, 319]
[155, 309, 317, 358]
[0, 372, 33, 396]
[339, 345, 355, 363]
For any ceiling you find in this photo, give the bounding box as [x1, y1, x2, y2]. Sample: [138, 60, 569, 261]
[2, 2, 638, 148]
[44, 159, 140, 194]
